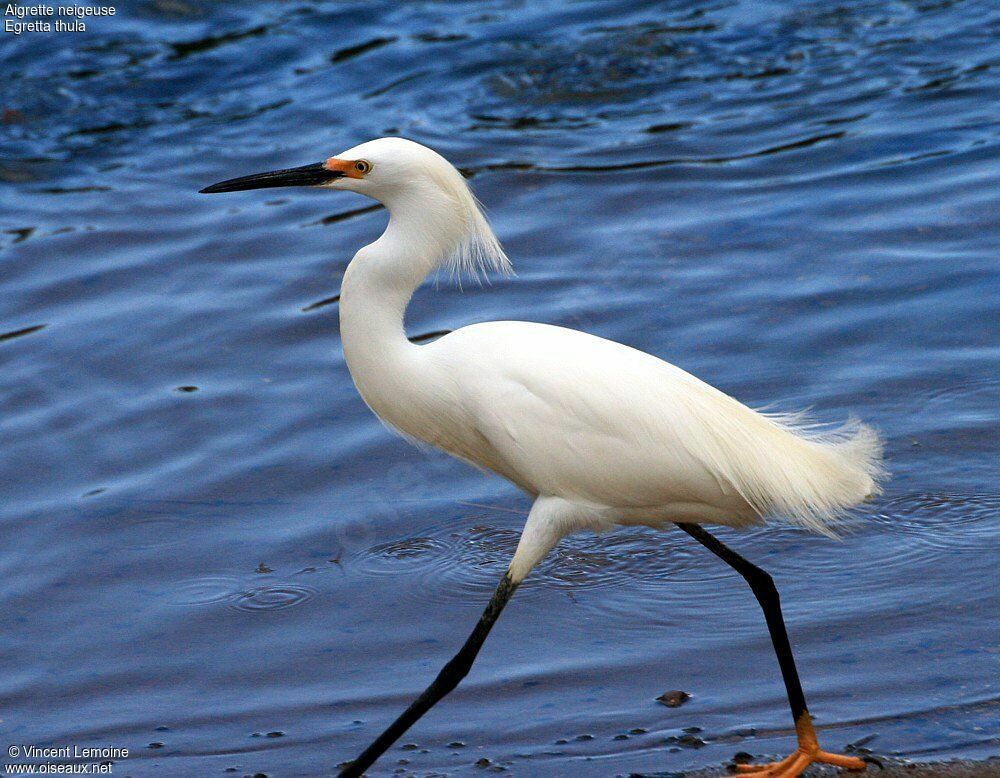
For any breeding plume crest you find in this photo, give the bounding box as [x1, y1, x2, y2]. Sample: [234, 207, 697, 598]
[338, 137, 512, 282]
[373, 138, 512, 282]
[202, 137, 885, 778]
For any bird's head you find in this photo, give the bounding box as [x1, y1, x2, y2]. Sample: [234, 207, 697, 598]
[202, 137, 454, 201]
[201, 137, 510, 278]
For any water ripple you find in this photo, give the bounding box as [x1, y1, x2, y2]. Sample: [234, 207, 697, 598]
[170, 576, 317, 613]
[355, 488, 1000, 607]
[170, 575, 245, 607]
[357, 523, 734, 605]
[228, 583, 317, 613]
[872, 492, 1000, 556]
[912, 378, 999, 428]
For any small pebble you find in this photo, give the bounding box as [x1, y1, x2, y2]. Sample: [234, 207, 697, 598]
[656, 690, 691, 708]
[448, 741, 466, 749]
[147, 742, 164, 749]
[401, 743, 419, 751]
[475, 757, 492, 768]
[575, 734, 594, 741]
[676, 733, 706, 748]
[265, 731, 284, 738]
[613, 734, 629, 740]
[629, 728, 647, 735]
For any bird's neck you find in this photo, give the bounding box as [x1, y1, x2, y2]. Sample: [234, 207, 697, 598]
[338, 198, 452, 423]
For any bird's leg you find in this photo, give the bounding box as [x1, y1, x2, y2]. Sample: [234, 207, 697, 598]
[337, 572, 518, 778]
[674, 522, 865, 777]
[339, 496, 565, 776]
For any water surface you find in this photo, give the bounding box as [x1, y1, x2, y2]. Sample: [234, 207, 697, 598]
[1, 0, 997, 775]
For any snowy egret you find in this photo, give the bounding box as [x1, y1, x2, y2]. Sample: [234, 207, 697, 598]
[202, 137, 884, 777]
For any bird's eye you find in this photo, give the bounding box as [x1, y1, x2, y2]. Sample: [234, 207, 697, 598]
[354, 160, 372, 174]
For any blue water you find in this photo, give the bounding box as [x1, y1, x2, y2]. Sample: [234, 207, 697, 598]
[1, 1, 997, 775]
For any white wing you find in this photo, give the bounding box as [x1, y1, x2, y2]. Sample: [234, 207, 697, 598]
[424, 322, 883, 535]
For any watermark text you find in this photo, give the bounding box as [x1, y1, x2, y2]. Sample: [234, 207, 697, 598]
[5, 745, 126, 774]
[3, 5, 116, 35]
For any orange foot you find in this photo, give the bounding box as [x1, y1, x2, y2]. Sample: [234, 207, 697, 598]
[733, 713, 866, 777]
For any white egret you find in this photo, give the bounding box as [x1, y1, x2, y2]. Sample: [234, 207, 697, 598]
[202, 137, 884, 777]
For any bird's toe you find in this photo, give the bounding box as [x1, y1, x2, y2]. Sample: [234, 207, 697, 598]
[731, 746, 866, 776]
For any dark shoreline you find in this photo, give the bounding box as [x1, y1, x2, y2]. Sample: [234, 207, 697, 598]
[665, 757, 1000, 777]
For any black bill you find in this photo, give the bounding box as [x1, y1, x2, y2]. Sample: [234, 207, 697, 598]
[199, 162, 342, 194]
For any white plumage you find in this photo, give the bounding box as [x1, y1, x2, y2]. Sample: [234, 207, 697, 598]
[427, 322, 882, 531]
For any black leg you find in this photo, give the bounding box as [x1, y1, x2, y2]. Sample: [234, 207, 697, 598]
[675, 522, 808, 722]
[338, 573, 518, 778]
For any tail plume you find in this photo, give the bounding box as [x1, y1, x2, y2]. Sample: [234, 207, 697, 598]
[755, 412, 886, 536]
[678, 384, 887, 537]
